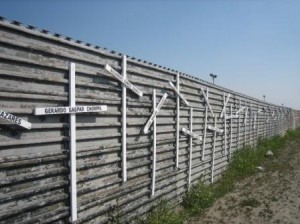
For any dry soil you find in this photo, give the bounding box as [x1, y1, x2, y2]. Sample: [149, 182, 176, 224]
[193, 138, 300, 224]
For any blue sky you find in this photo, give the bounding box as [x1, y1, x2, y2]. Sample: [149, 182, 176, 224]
[1, 0, 299, 109]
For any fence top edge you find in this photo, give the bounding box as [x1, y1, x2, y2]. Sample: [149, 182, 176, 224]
[0, 16, 293, 111]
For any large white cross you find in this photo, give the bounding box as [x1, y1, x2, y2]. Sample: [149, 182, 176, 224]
[220, 93, 231, 118]
[34, 63, 107, 222]
[143, 93, 168, 134]
[169, 81, 189, 106]
[200, 87, 215, 117]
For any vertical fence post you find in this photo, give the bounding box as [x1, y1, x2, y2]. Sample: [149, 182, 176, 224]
[244, 102, 247, 147]
[202, 105, 208, 161]
[122, 55, 127, 183]
[151, 89, 157, 197]
[263, 107, 266, 138]
[229, 104, 232, 160]
[238, 99, 241, 149]
[188, 107, 193, 189]
[223, 93, 227, 155]
[211, 116, 217, 183]
[69, 62, 77, 222]
[176, 73, 180, 168]
[256, 106, 259, 144]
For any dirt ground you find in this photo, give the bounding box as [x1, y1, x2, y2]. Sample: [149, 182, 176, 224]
[193, 138, 300, 224]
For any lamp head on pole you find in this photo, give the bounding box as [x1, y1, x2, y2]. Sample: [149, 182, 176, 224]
[210, 73, 217, 84]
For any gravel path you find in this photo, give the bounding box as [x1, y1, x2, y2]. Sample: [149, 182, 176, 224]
[193, 138, 300, 224]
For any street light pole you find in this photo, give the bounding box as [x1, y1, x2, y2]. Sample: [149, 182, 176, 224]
[263, 95, 266, 102]
[210, 73, 217, 84]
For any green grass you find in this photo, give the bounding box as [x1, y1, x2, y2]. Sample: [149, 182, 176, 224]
[141, 128, 300, 224]
[139, 200, 184, 224]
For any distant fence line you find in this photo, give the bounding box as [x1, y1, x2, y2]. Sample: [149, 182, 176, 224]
[0, 17, 299, 223]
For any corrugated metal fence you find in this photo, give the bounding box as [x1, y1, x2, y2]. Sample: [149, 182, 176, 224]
[0, 18, 300, 223]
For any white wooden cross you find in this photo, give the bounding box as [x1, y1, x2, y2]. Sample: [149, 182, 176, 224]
[104, 64, 143, 97]
[244, 107, 249, 125]
[207, 125, 224, 133]
[169, 81, 189, 106]
[253, 109, 262, 129]
[236, 106, 245, 115]
[34, 63, 107, 222]
[200, 87, 215, 117]
[181, 127, 203, 141]
[220, 93, 231, 118]
[181, 108, 203, 189]
[210, 117, 222, 183]
[143, 93, 168, 134]
[151, 89, 157, 197]
[225, 114, 239, 120]
[201, 88, 209, 161]
[0, 109, 32, 129]
[207, 117, 224, 173]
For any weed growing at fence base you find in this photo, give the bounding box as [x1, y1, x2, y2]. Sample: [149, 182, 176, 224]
[141, 129, 300, 224]
[139, 200, 184, 224]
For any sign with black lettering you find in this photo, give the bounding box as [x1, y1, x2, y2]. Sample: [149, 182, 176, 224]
[104, 64, 143, 97]
[143, 93, 168, 134]
[35, 105, 107, 115]
[0, 109, 32, 129]
[181, 127, 202, 141]
[207, 125, 224, 133]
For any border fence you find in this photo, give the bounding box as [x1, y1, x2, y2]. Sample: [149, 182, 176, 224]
[0, 17, 300, 223]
